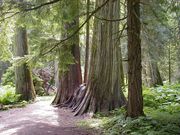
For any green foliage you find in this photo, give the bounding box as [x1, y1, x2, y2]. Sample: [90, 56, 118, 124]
[58, 45, 75, 74]
[2, 66, 15, 87]
[1, 100, 28, 110]
[0, 21, 14, 61]
[104, 84, 180, 135]
[143, 84, 180, 113]
[0, 0, 83, 77]
[102, 113, 180, 135]
[141, 0, 180, 82]
[33, 75, 46, 96]
[0, 85, 20, 105]
[2, 66, 48, 96]
[83, 84, 180, 135]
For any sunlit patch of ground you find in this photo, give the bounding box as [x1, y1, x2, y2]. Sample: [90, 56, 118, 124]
[0, 96, 95, 135]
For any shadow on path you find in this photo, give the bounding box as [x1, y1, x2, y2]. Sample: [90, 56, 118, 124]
[0, 97, 95, 135]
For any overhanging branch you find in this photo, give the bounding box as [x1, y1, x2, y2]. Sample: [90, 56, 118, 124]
[41, 0, 111, 56]
[24, 0, 61, 11]
[0, 0, 61, 22]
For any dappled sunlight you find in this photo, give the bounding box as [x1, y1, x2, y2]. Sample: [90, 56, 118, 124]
[0, 124, 5, 130]
[0, 0, 178, 134]
[0, 97, 94, 135]
[30, 109, 59, 126]
[0, 127, 22, 135]
[0, 98, 59, 135]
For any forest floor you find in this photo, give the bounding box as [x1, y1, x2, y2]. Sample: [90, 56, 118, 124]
[0, 96, 97, 135]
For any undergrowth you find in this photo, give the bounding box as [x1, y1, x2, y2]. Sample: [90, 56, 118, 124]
[0, 85, 28, 110]
[0, 85, 20, 105]
[79, 84, 180, 135]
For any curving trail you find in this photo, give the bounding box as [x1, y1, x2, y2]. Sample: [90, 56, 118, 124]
[0, 97, 96, 135]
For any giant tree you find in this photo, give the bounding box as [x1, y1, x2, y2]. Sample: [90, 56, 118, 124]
[84, 0, 90, 83]
[69, 0, 126, 115]
[52, 0, 82, 105]
[14, 4, 36, 101]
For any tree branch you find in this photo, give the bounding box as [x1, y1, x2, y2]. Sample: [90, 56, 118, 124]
[41, 0, 111, 56]
[0, 0, 61, 22]
[24, 0, 61, 12]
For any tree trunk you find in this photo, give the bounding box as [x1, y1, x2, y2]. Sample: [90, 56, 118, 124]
[84, 0, 90, 83]
[127, 0, 144, 117]
[52, 0, 82, 105]
[168, 44, 171, 84]
[146, 60, 163, 87]
[54, 60, 59, 88]
[176, 44, 180, 83]
[68, 0, 126, 115]
[176, 19, 180, 82]
[142, 48, 163, 87]
[141, 0, 163, 87]
[15, 27, 36, 101]
[52, 45, 82, 105]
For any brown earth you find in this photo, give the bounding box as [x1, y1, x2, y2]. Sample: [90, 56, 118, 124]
[0, 97, 98, 135]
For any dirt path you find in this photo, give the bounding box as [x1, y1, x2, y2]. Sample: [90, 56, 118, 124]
[0, 97, 96, 135]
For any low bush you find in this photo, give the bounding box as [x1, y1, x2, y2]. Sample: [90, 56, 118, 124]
[0, 85, 20, 105]
[2, 66, 47, 96]
[1, 66, 15, 87]
[102, 108, 180, 135]
[33, 75, 46, 96]
[143, 84, 180, 113]
[83, 84, 180, 135]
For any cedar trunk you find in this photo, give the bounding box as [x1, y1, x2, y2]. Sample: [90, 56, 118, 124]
[15, 27, 36, 101]
[69, 0, 126, 115]
[84, 0, 90, 83]
[127, 0, 144, 117]
[52, 0, 82, 105]
[143, 60, 163, 87]
[52, 45, 82, 105]
[142, 45, 163, 87]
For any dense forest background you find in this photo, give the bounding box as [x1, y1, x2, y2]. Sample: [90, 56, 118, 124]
[0, 0, 180, 135]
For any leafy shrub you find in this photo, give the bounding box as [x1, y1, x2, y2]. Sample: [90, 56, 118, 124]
[1, 66, 15, 87]
[102, 110, 180, 135]
[33, 75, 46, 96]
[2, 66, 47, 96]
[143, 87, 158, 108]
[143, 84, 180, 113]
[90, 84, 180, 135]
[0, 85, 20, 105]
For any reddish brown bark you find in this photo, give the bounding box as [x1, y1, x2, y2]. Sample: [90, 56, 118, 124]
[66, 0, 126, 115]
[52, 44, 82, 105]
[52, 0, 82, 105]
[84, 0, 90, 83]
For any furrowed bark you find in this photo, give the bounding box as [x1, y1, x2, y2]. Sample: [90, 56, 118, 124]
[127, 0, 144, 117]
[52, 0, 82, 106]
[69, 0, 126, 115]
[15, 27, 36, 101]
[84, 0, 90, 83]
